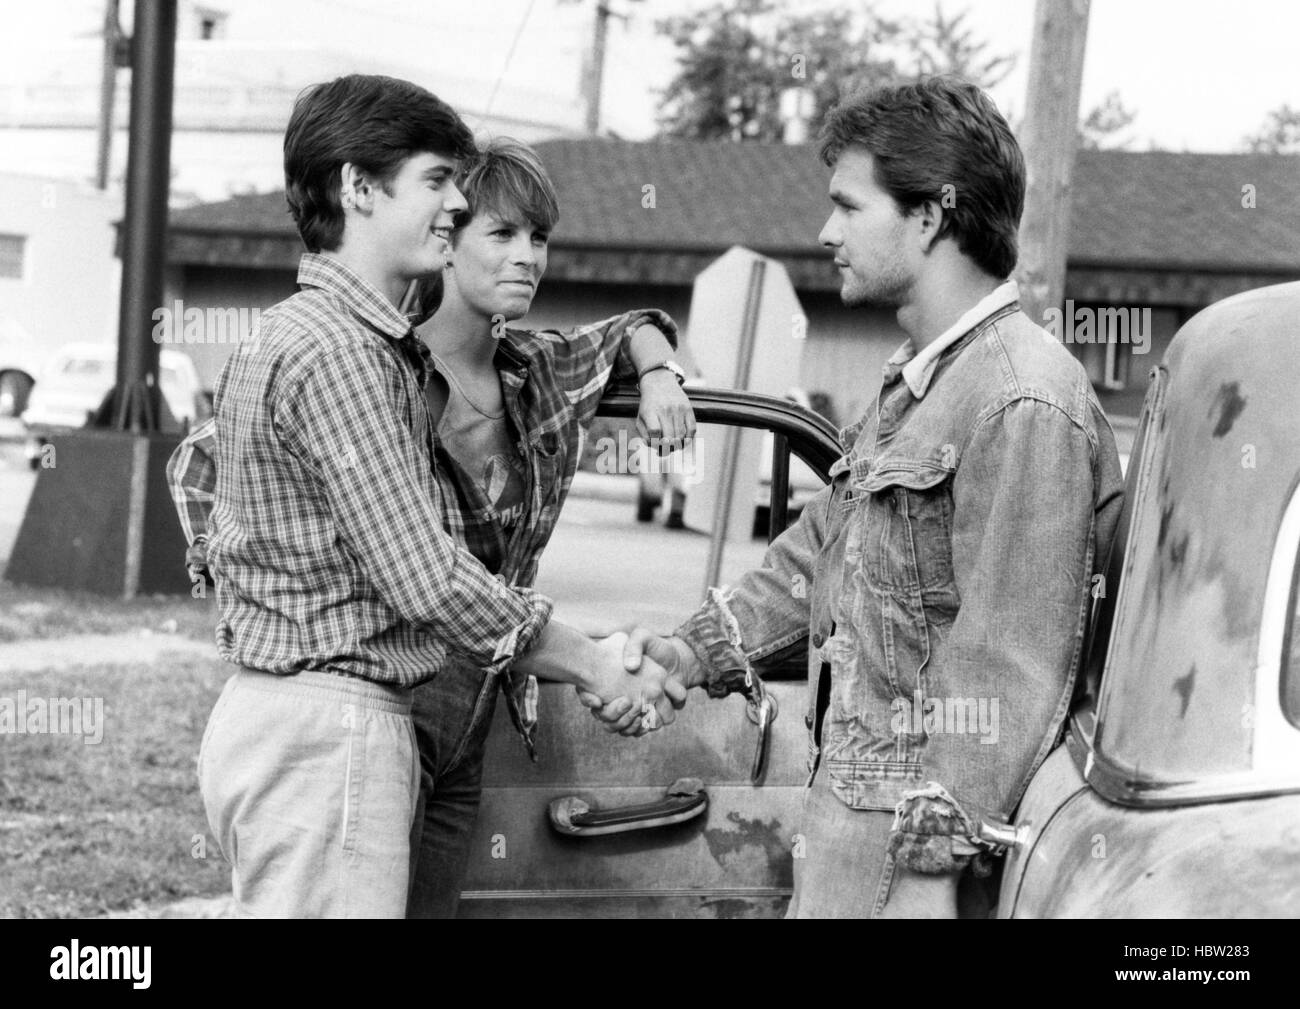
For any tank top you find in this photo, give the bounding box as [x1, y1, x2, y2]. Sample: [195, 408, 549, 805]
[428, 353, 528, 536]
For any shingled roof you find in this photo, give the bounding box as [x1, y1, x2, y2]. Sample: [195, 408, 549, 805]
[167, 140, 1300, 276]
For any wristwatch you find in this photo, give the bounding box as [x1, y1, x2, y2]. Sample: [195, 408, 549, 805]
[637, 359, 686, 386]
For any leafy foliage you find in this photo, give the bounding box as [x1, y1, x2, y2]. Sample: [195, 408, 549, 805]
[1079, 90, 1138, 150]
[1241, 104, 1300, 154]
[655, 0, 1016, 142]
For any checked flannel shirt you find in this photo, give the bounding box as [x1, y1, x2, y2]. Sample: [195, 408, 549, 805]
[170, 252, 677, 758]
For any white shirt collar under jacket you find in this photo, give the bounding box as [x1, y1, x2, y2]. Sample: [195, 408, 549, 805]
[895, 280, 1020, 399]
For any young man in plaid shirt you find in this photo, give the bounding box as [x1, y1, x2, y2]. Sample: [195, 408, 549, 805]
[182, 76, 685, 917]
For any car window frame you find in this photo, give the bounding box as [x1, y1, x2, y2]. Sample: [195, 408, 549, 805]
[1080, 440, 1300, 808]
[596, 384, 841, 543]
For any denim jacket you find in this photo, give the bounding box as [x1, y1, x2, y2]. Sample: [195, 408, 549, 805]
[678, 299, 1124, 829]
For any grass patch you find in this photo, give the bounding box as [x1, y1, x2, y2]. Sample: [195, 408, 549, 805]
[0, 653, 231, 917]
[0, 580, 216, 644]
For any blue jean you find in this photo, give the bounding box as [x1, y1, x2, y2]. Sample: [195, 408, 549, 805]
[405, 662, 500, 918]
[786, 767, 961, 919]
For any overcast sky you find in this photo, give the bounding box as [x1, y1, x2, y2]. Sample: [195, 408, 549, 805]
[6, 0, 1299, 153]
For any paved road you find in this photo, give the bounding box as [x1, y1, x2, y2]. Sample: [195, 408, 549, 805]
[537, 493, 771, 634]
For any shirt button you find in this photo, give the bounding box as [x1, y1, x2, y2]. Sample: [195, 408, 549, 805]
[804, 713, 815, 730]
[812, 632, 824, 648]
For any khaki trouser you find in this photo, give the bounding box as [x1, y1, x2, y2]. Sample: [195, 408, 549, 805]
[198, 667, 420, 918]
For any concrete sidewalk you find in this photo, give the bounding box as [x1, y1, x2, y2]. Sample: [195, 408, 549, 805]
[568, 471, 639, 503]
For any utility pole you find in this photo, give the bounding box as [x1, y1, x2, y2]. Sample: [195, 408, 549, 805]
[1015, 0, 1090, 325]
[581, 0, 641, 135]
[95, 0, 129, 190]
[110, 0, 176, 432]
[7, 0, 188, 598]
[585, 1, 611, 135]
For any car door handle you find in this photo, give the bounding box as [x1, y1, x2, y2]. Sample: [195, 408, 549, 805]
[548, 778, 708, 837]
[747, 689, 778, 784]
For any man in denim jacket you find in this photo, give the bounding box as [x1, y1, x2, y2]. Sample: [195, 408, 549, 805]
[586, 77, 1124, 917]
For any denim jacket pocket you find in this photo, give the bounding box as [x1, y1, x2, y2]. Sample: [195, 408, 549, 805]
[856, 465, 955, 597]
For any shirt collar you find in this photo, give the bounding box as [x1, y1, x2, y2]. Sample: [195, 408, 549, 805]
[296, 253, 412, 342]
[896, 280, 1020, 399]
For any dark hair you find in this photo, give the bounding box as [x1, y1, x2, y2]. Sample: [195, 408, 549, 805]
[283, 74, 476, 252]
[453, 137, 559, 234]
[817, 76, 1025, 279]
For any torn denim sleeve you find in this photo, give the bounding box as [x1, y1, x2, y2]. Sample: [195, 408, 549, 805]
[674, 484, 833, 697]
[888, 781, 1002, 877]
[675, 587, 754, 699]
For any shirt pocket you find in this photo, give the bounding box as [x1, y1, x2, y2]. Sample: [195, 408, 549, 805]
[856, 464, 955, 597]
[526, 426, 566, 507]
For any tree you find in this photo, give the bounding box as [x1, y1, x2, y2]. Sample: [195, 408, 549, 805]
[653, 0, 789, 142]
[904, 3, 1015, 90]
[1241, 104, 1300, 154]
[654, 0, 1014, 142]
[1079, 90, 1138, 150]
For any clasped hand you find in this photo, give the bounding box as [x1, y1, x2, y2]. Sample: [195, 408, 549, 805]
[576, 629, 689, 736]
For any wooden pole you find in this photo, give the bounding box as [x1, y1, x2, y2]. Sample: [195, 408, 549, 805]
[1015, 0, 1090, 325]
[95, 0, 121, 190]
[585, 1, 611, 134]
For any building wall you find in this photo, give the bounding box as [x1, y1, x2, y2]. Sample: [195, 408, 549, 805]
[1064, 303, 1184, 418]
[0, 172, 122, 367]
[166, 265, 295, 388]
[523, 280, 903, 429]
[173, 262, 1193, 429]
[521, 280, 697, 373]
[799, 294, 904, 427]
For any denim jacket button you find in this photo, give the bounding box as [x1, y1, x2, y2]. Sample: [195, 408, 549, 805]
[888, 494, 898, 511]
[804, 713, 814, 730]
[812, 632, 824, 648]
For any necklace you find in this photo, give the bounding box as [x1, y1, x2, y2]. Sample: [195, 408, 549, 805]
[428, 351, 504, 419]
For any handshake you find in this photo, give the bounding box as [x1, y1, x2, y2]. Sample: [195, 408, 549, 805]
[574, 628, 702, 736]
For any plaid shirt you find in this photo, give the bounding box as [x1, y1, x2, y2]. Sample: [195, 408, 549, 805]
[170, 252, 677, 757]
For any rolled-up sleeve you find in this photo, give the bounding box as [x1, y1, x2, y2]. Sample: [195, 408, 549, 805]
[166, 416, 217, 548]
[537, 309, 679, 427]
[279, 342, 553, 675]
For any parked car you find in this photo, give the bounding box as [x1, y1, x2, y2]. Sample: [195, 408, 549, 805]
[635, 387, 827, 536]
[988, 280, 1300, 918]
[21, 342, 206, 467]
[466, 385, 839, 917]
[450, 280, 1299, 918]
[0, 323, 41, 423]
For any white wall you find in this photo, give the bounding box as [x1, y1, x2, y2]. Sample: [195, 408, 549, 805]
[0, 172, 122, 368]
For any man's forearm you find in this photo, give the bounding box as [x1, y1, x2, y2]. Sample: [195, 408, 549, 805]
[514, 619, 602, 692]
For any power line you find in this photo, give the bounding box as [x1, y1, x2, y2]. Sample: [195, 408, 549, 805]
[484, 0, 538, 115]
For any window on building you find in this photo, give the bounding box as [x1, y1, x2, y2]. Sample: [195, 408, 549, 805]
[0, 234, 26, 279]
[1103, 339, 1132, 390]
